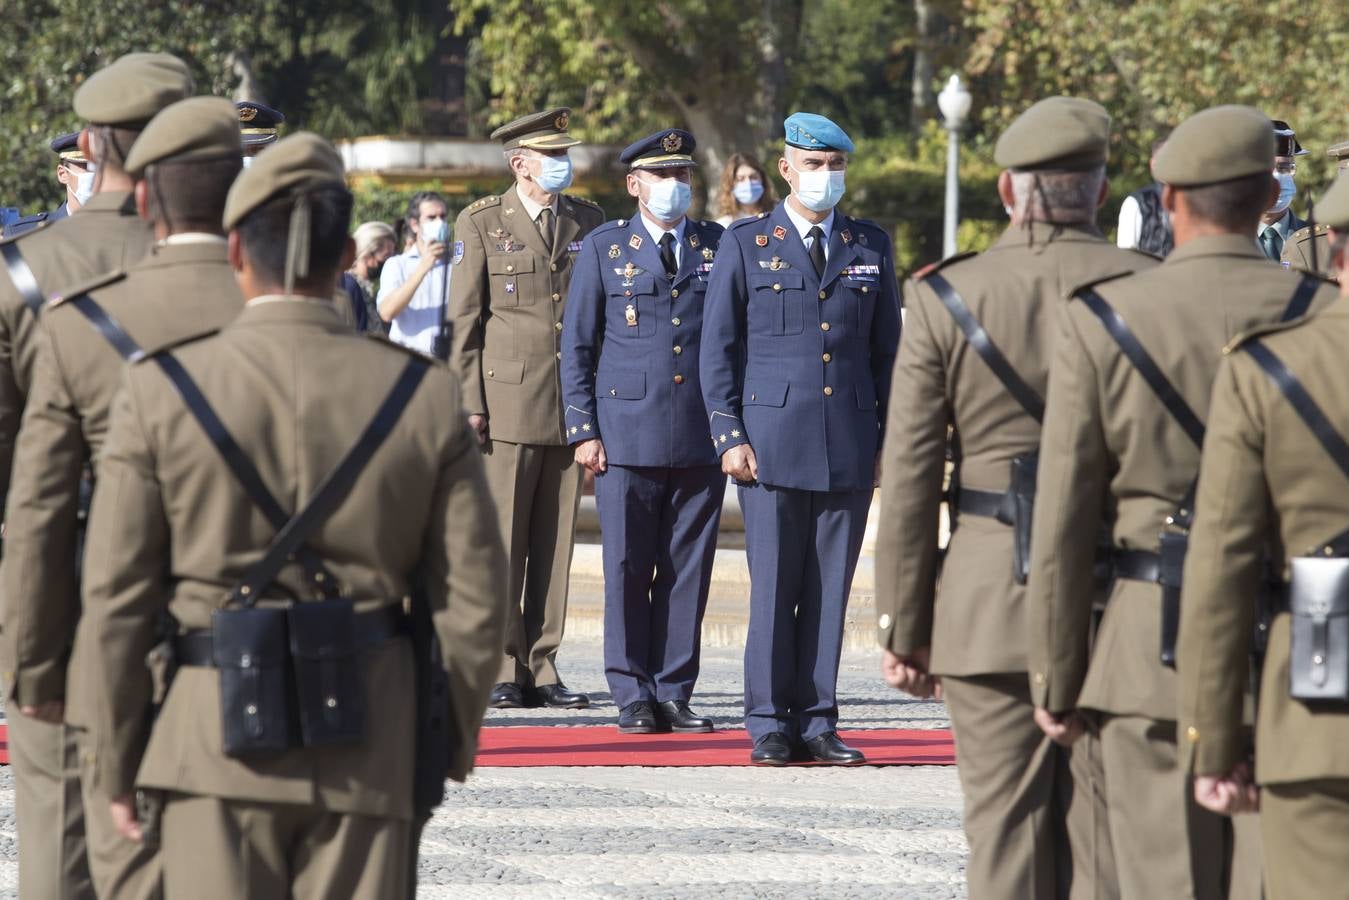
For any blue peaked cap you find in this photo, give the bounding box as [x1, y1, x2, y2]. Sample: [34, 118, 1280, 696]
[784, 112, 854, 153]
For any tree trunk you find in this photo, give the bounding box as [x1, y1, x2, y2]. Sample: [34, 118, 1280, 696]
[911, 0, 936, 130]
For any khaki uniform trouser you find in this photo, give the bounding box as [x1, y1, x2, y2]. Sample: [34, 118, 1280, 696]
[160, 793, 409, 900]
[72, 727, 161, 900]
[942, 673, 1116, 900]
[483, 440, 582, 687]
[1096, 714, 1235, 900]
[1260, 779, 1349, 900]
[7, 711, 92, 899]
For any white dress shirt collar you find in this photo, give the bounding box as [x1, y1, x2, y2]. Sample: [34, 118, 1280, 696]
[518, 190, 559, 223]
[638, 211, 686, 250]
[784, 202, 835, 247]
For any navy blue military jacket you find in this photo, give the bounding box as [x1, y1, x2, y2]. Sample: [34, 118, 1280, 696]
[562, 215, 725, 468]
[699, 202, 902, 492]
[2, 203, 67, 239]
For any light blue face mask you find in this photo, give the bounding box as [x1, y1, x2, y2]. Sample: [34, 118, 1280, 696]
[73, 165, 97, 206]
[641, 177, 692, 222]
[425, 218, 449, 245]
[1268, 172, 1296, 215]
[535, 154, 573, 193]
[790, 164, 846, 212]
[733, 179, 764, 205]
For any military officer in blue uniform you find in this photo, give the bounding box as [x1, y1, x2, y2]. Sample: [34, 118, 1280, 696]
[562, 130, 726, 734]
[236, 100, 285, 162]
[2, 132, 92, 238]
[700, 112, 902, 765]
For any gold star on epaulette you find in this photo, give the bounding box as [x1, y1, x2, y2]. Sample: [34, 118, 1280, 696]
[731, 429, 741, 438]
[719, 434, 728, 443]
[582, 423, 591, 432]
[569, 426, 578, 435]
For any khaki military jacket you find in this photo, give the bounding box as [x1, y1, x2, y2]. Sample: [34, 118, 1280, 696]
[1280, 223, 1336, 282]
[877, 224, 1157, 676]
[448, 184, 604, 445]
[1028, 234, 1337, 719]
[1180, 295, 1349, 784]
[0, 191, 152, 517]
[71, 300, 508, 820]
[0, 238, 245, 708]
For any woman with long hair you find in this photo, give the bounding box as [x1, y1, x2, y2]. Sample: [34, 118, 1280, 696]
[715, 153, 776, 226]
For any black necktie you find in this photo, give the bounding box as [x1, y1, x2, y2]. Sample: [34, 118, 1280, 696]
[538, 207, 554, 252]
[659, 232, 677, 278]
[807, 225, 826, 277]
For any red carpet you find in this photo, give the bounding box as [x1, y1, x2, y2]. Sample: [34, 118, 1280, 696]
[0, 723, 955, 767]
[475, 726, 954, 767]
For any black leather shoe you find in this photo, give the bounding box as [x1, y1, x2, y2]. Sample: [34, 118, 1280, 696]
[533, 682, 590, 709]
[750, 733, 794, 766]
[617, 701, 664, 734]
[657, 700, 713, 733]
[489, 683, 525, 709]
[803, 732, 866, 765]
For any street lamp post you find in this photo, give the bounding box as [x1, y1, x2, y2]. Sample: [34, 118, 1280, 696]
[937, 74, 973, 260]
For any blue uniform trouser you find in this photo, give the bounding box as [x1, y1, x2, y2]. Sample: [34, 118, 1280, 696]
[738, 482, 872, 743]
[595, 464, 725, 709]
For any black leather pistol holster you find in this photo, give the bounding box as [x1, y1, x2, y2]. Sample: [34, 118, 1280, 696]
[211, 606, 296, 756]
[1008, 451, 1039, 585]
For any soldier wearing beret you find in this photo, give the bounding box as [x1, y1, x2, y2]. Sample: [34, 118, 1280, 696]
[1280, 139, 1349, 281]
[876, 97, 1154, 899]
[700, 112, 902, 765]
[2, 132, 93, 239]
[1178, 172, 1349, 900]
[0, 51, 194, 900]
[561, 129, 725, 735]
[1027, 105, 1338, 899]
[235, 100, 285, 163]
[1, 96, 248, 900]
[70, 132, 508, 898]
[1257, 119, 1310, 262]
[448, 108, 605, 711]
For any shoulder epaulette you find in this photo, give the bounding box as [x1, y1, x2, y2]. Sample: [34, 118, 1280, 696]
[139, 328, 221, 364]
[1124, 246, 1164, 263]
[1068, 269, 1136, 299]
[565, 194, 603, 211]
[912, 250, 977, 281]
[0, 218, 51, 245]
[589, 219, 630, 237]
[1224, 316, 1312, 354]
[1290, 223, 1331, 243]
[464, 195, 502, 214]
[48, 269, 128, 308]
[726, 214, 766, 232]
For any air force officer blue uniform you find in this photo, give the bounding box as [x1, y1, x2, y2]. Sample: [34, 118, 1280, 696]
[700, 114, 901, 759]
[562, 130, 726, 728]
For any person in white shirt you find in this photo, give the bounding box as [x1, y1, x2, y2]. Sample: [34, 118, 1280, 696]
[377, 190, 450, 353]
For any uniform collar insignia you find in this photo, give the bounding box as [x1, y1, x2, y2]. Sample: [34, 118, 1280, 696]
[688, 233, 700, 249]
[608, 243, 621, 259]
[629, 234, 643, 250]
[841, 229, 852, 244]
[772, 225, 787, 241]
[755, 234, 768, 247]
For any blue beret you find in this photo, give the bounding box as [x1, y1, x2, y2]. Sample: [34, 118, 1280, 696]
[784, 112, 853, 153]
[49, 132, 87, 162]
[619, 129, 697, 169]
[236, 101, 286, 146]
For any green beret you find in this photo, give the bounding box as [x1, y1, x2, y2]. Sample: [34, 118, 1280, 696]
[1153, 105, 1274, 187]
[124, 97, 242, 177]
[490, 108, 580, 151]
[1316, 174, 1349, 230]
[73, 52, 195, 128]
[994, 97, 1111, 171]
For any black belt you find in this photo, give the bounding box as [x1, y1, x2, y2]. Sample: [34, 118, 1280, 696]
[955, 488, 1013, 525]
[1112, 549, 1162, 584]
[174, 604, 408, 667]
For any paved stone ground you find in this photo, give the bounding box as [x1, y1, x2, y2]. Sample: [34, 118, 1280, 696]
[0, 638, 967, 898]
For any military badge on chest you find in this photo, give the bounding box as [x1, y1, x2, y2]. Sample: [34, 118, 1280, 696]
[613, 261, 644, 326]
[490, 227, 522, 253]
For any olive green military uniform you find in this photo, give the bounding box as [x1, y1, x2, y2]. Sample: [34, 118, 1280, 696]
[1179, 174, 1349, 900]
[1280, 141, 1349, 282]
[879, 97, 1150, 900]
[1027, 106, 1338, 900]
[448, 109, 605, 689]
[0, 52, 192, 900]
[3, 97, 249, 900]
[70, 134, 509, 900]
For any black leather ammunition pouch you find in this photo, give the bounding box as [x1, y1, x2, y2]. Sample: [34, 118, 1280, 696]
[212, 606, 296, 756]
[1287, 556, 1349, 702]
[288, 599, 363, 748]
[1157, 531, 1188, 669]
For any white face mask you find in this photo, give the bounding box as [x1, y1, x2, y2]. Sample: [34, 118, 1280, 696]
[241, 155, 253, 169]
[73, 165, 97, 206]
[1268, 172, 1296, 215]
[790, 162, 845, 212]
[733, 180, 764, 205]
[534, 154, 573, 194]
